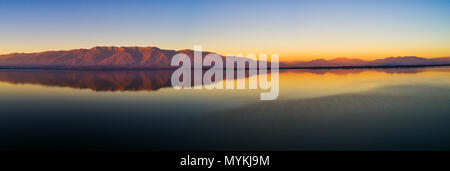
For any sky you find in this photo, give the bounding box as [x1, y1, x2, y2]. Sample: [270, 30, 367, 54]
[0, 0, 449, 61]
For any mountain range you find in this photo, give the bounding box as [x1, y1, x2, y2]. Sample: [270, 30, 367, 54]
[279, 57, 450, 68]
[0, 46, 449, 69]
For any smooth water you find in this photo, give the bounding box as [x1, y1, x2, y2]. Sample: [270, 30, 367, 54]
[0, 67, 449, 150]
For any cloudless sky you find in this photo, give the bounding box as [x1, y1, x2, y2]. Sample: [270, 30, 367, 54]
[0, 0, 449, 60]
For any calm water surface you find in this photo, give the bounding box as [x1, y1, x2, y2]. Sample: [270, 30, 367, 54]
[0, 67, 449, 150]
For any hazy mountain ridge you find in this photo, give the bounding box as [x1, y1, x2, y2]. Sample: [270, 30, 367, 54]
[1, 47, 449, 68]
[280, 56, 450, 68]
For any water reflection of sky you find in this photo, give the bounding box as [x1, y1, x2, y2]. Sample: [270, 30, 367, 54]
[0, 67, 449, 150]
[0, 67, 449, 106]
[1, 67, 449, 100]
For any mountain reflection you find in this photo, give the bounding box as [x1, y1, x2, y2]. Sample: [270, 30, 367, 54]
[0, 69, 260, 92]
[279, 67, 427, 75]
[0, 67, 439, 92]
[0, 70, 173, 91]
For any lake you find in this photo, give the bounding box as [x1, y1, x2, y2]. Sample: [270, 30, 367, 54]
[0, 66, 449, 150]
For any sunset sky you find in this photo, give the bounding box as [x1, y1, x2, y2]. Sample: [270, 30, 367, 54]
[0, 0, 449, 61]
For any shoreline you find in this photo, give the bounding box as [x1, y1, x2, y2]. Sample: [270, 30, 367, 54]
[0, 64, 449, 71]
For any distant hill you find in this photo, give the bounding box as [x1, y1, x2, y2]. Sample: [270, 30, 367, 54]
[280, 56, 450, 68]
[0, 47, 449, 69]
[280, 57, 367, 67]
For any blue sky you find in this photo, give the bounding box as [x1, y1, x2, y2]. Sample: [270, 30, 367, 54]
[1, 0, 449, 60]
